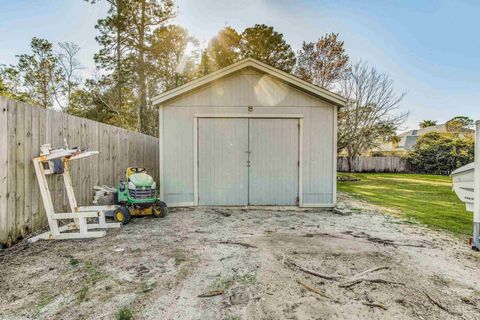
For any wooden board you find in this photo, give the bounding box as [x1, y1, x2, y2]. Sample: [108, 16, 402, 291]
[0, 98, 8, 242]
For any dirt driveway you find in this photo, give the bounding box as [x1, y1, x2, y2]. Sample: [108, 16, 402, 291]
[1, 193, 480, 320]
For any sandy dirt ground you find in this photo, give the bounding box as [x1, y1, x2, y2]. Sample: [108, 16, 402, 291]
[1, 192, 480, 320]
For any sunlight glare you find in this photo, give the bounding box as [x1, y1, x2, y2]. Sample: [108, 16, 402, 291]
[254, 75, 288, 106]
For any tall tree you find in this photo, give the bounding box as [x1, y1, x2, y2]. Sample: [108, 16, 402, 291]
[91, 0, 132, 117]
[295, 33, 349, 89]
[123, 0, 176, 133]
[206, 26, 241, 71]
[338, 61, 408, 171]
[89, 0, 176, 133]
[196, 25, 296, 76]
[419, 120, 437, 128]
[196, 49, 212, 77]
[56, 42, 83, 111]
[149, 25, 197, 92]
[16, 37, 61, 108]
[240, 24, 296, 72]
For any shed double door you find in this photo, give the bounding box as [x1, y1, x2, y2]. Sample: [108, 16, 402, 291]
[198, 118, 299, 206]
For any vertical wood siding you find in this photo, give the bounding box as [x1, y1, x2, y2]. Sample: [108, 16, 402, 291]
[161, 70, 336, 207]
[0, 97, 159, 246]
[248, 118, 299, 205]
[198, 118, 249, 205]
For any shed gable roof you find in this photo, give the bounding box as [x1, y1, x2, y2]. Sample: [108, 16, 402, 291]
[152, 58, 346, 107]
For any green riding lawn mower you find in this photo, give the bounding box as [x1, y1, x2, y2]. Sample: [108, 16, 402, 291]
[113, 167, 167, 224]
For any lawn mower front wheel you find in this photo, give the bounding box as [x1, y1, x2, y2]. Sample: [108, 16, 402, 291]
[114, 206, 131, 225]
[152, 201, 168, 218]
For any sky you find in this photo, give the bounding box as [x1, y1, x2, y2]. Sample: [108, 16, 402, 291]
[0, 0, 479, 130]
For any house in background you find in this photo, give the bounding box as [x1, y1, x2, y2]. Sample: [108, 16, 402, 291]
[375, 122, 473, 152]
[397, 124, 451, 150]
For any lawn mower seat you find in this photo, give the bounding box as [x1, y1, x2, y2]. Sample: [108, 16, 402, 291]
[126, 167, 146, 179]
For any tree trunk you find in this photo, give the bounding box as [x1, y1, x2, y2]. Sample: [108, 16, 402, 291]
[42, 73, 49, 108]
[115, 0, 123, 112]
[347, 148, 355, 172]
[137, 0, 147, 133]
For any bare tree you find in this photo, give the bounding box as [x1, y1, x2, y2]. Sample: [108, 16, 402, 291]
[56, 42, 83, 110]
[338, 61, 408, 171]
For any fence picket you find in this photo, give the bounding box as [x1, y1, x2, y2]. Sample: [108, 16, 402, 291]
[337, 156, 410, 173]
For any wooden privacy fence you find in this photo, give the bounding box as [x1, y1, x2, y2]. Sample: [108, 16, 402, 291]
[337, 156, 411, 173]
[0, 97, 159, 246]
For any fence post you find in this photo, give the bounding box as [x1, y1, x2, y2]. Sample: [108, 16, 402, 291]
[473, 120, 480, 250]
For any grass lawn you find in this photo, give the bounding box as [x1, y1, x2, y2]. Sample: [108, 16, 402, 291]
[337, 172, 472, 236]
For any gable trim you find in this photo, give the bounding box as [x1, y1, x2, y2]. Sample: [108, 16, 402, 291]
[152, 58, 346, 107]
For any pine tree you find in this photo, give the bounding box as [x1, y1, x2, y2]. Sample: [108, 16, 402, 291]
[93, 0, 133, 117]
[89, 0, 176, 133]
[207, 27, 241, 71]
[123, 0, 176, 133]
[16, 37, 61, 108]
[196, 49, 212, 77]
[149, 25, 196, 92]
[240, 24, 296, 72]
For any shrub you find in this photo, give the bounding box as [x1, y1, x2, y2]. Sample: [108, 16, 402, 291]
[408, 132, 474, 175]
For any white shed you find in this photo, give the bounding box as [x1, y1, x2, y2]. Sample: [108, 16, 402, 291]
[153, 58, 346, 208]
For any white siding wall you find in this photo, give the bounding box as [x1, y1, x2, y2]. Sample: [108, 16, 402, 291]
[160, 68, 336, 207]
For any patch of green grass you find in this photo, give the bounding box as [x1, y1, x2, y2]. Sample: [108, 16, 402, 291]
[236, 273, 257, 285]
[76, 286, 89, 303]
[84, 262, 106, 284]
[208, 273, 257, 292]
[211, 276, 234, 291]
[224, 316, 241, 320]
[337, 173, 472, 236]
[35, 294, 55, 312]
[115, 306, 133, 320]
[69, 256, 79, 266]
